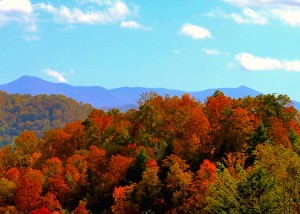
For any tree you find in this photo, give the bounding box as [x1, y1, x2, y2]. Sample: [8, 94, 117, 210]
[204, 91, 234, 157]
[197, 159, 216, 190]
[112, 185, 137, 214]
[14, 130, 39, 157]
[268, 117, 291, 147]
[206, 168, 240, 213]
[135, 159, 162, 212]
[105, 155, 134, 185]
[246, 123, 269, 167]
[42, 128, 71, 161]
[0, 177, 16, 206]
[73, 200, 89, 214]
[16, 169, 45, 213]
[162, 155, 193, 212]
[128, 148, 148, 182]
[254, 144, 300, 213]
[83, 109, 113, 147]
[30, 206, 52, 214]
[87, 146, 107, 176]
[5, 168, 20, 182]
[65, 155, 88, 187]
[42, 157, 64, 179]
[173, 107, 210, 163]
[48, 175, 70, 207]
[180, 160, 216, 213]
[0, 146, 17, 171]
[42, 192, 62, 212]
[236, 167, 275, 213]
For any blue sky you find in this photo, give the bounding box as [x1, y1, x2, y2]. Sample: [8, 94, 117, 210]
[1, 0, 300, 101]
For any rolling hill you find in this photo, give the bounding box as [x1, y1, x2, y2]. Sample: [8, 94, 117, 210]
[0, 91, 93, 146]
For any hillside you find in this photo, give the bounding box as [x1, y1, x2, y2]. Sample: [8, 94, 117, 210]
[0, 91, 93, 146]
[0, 76, 263, 109]
[0, 92, 300, 213]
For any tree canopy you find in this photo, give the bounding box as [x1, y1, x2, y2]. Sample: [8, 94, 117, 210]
[0, 91, 93, 147]
[0, 92, 300, 213]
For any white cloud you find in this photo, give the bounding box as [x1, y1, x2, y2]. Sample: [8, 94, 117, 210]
[0, 0, 37, 31]
[223, 0, 300, 8]
[204, 48, 220, 55]
[208, 8, 268, 25]
[220, 0, 300, 27]
[0, 0, 33, 14]
[208, 7, 300, 27]
[120, 20, 141, 29]
[180, 23, 211, 40]
[232, 8, 268, 24]
[76, 0, 117, 6]
[44, 69, 68, 83]
[0, 0, 139, 31]
[236, 52, 300, 72]
[35, 1, 130, 25]
[271, 9, 300, 27]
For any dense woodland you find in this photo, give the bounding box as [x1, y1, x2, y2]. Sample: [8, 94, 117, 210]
[1, 91, 300, 213]
[0, 91, 93, 147]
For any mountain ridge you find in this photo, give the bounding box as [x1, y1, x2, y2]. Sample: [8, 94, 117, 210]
[1, 75, 299, 110]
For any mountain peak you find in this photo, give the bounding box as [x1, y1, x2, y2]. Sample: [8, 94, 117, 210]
[18, 75, 38, 79]
[15, 75, 51, 84]
[0, 75, 64, 96]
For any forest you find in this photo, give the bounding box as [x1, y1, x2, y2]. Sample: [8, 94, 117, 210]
[0, 91, 93, 147]
[0, 91, 300, 213]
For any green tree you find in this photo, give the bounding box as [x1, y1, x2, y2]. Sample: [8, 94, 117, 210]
[135, 160, 162, 212]
[0, 177, 16, 206]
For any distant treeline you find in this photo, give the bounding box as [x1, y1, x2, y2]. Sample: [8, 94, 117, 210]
[0, 91, 93, 147]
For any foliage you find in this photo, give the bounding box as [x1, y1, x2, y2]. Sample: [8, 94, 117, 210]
[0, 92, 299, 213]
[0, 91, 93, 147]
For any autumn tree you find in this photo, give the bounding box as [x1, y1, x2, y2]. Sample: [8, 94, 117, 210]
[64, 155, 88, 210]
[0, 177, 16, 206]
[47, 175, 70, 207]
[111, 184, 137, 214]
[73, 200, 89, 214]
[42, 157, 64, 179]
[180, 159, 217, 213]
[65, 155, 88, 187]
[41, 192, 62, 212]
[86, 146, 107, 177]
[0, 146, 17, 171]
[83, 109, 113, 147]
[30, 206, 52, 214]
[16, 168, 45, 213]
[204, 91, 234, 157]
[162, 155, 193, 212]
[134, 159, 162, 212]
[42, 128, 70, 161]
[14, 130, 40, 167]
[105, 155, 134, 186]
[5, 167, 20, 182]
[127, 148, 148, 182]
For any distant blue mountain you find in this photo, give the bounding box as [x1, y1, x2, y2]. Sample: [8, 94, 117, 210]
[1, 75, 298, 110]
[293, 102, 300, 110]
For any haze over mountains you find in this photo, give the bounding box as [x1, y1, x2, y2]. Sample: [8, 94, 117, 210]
[1, 75, 299, 110]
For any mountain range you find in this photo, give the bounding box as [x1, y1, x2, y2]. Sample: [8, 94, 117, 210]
[1, 75, 299, 110]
